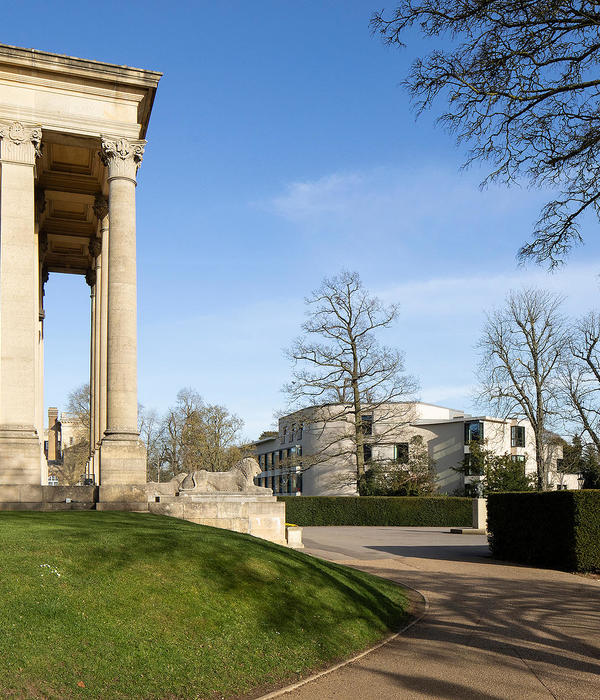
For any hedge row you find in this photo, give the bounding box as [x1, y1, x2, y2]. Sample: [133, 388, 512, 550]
[487, 490, 600, 572]
[278, 496, 472, 527]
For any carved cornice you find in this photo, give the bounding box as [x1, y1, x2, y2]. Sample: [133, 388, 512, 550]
[0, 121, 42, 165]
[93, 193, 109, 221]
[100, 136, 146, 182]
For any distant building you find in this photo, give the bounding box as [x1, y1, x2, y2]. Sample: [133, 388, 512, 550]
[43, 408, 87, 485]
[253, 402, 569, 496]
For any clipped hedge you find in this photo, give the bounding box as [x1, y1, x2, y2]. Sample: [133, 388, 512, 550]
[278, 496, 472, 527]
[488, 490, 600, 572]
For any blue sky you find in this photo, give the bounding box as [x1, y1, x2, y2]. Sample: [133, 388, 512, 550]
[7, 1, 600, 438]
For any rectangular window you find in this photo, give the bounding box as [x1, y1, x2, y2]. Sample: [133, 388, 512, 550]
[394, 443, 409, 464]
[511, 425, 525, 448]
[297, 424, 303, 440]
[464, 421, 483, 444]
[557, 458, 564, 472]
[363, 444, 372, 463]
[510, 455, 525, 463]
[361, 415, 373, 436]
[282, 426, 287, 444]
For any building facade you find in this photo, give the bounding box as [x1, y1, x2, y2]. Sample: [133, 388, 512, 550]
[254, 402, 569, 496]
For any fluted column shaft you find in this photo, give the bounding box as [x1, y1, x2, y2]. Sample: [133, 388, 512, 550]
[100, 137, 145, 439]
[99, 211, 109, 449]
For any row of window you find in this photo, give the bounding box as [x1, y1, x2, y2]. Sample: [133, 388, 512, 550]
[464, 421, 526, 447]
[258, 446, 302, 470]
[256, 472, 303, 495]
[281, 424, 303, 444]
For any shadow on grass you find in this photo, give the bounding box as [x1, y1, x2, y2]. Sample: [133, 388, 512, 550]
[0, 511, 409, 655]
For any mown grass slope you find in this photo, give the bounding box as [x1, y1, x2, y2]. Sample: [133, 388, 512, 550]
[0, 512, 409, 699]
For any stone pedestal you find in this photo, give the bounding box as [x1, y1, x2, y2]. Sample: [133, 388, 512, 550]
[96, 438, 148, 510]
[473, 497, 487, 530]
[0, 428, 44, 484]
[148, 492, 286, 545]
[286, 525, 304, 549]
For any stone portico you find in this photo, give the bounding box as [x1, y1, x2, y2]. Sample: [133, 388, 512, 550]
[0, 44, 161, 509]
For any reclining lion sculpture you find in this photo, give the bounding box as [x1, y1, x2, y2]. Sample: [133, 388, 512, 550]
[179, 457, 270, 494]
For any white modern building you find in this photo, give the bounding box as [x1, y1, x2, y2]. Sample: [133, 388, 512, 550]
[254, 402, 569, 496]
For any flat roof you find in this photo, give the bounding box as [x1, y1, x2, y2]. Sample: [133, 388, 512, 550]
[281, 400, 464, 415]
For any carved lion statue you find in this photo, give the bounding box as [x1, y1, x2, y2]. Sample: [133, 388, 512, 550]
[179, 457, 270, 494]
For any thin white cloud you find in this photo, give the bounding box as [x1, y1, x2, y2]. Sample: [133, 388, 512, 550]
[378, 264, 600, 319]
[261, 164, 548, 239]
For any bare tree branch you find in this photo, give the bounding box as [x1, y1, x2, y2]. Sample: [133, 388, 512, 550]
[372, 1, 600, 266]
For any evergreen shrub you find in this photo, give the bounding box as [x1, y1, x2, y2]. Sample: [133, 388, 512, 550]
[278, 496, 471, 527]
[487, 490, 600, 572]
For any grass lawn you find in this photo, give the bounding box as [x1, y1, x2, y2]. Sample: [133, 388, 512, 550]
[0, 512, 410, 699]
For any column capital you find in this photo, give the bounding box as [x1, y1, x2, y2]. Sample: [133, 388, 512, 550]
[0, 121, 42, 165]
[100, 136, 146, 183]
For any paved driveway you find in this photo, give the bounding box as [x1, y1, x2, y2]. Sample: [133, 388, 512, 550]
[279, 527, 600, 700]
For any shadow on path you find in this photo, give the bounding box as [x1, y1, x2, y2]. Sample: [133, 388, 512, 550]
[280, 527, 600, 699]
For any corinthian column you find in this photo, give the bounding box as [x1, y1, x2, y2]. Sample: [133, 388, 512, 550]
[97, 136, 147, 504]
[0, 121, 44, 485]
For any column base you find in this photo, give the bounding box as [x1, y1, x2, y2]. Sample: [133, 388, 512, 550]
[97, 435, 147, 510]
[0, 426, 43, 485]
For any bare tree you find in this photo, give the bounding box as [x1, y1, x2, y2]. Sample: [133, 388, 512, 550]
[196, 403, 245, 472]
[139, 405, 165, 482]
[161, 388, 204, 476]
[160, 388, 245, 476]
[66, 383, 90, 436]
[560, 312, 600, 452]
[477, 288, 567, 489]
[372, 2, 600, 266]
[285, 270, 418, 485]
